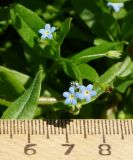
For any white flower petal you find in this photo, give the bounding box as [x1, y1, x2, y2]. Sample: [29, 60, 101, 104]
[72, 99, 77, 105]
[39, 29, 45, 34]
[45, 24, 51, 29]
[69, 86, 75, 93]
[90, 90, 97, 96]
[75, 93, 84, 100]
[86, 96, 91, 102]
[87, 84, 93, 91]
[79, 85, 86, 92]
[51, 27, 56, 32]
[63, 92, 70, 98]
[41, 34, 47, 39]
[107, 2, 124, 12]
[113, 6, 121, 12]
[64, 98, 71, 105]
[47, 33, 53, 39]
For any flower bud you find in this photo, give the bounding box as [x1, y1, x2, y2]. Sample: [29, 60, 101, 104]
[106, 50, 121, 59]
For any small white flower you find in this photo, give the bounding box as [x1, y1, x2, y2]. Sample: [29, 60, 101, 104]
[75, 84, 97, 102]
[63, 86, 77, 105]
[107, 2, 124, 12]
[39, 24, 56, 39]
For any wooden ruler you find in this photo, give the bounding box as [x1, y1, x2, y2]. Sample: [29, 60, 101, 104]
[0, 119, 133, 160]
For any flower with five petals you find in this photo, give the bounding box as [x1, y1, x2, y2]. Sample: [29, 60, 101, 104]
[39, 24, 56, 39]
[75, 84, 96, 102]
[63, 86, 77, 105]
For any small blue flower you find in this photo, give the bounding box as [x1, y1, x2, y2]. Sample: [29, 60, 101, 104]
[63, 86, 77, 105]
[107, 2, 124, 12]
[39, 24, 56, 39]
[76, 84, 96, 102]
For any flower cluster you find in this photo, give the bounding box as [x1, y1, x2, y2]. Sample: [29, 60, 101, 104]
[39, 24, 56, 39]
[63, 82, 97, 114]
[107, 2, 124, 12]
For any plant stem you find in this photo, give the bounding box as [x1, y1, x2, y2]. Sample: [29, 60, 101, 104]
[38, 97, 58, 105]
[0, 99, 11, 107]
[0, 97, 62, 107]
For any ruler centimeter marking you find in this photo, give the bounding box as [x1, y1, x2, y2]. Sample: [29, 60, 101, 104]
[1, 119, 133, 160]
[0, 119, 132, 139]
[101, 120, 106, 143]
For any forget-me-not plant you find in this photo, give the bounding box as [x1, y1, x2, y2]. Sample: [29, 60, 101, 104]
[63, 82, 97, 114]
[107, 2, 124, 12]
[39, 24, 56, 39]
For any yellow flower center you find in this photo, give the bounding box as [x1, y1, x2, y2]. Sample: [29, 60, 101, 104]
[69, 94, 74, 99]
[84, 90, 90, 95]
[44, 30, 50, 35]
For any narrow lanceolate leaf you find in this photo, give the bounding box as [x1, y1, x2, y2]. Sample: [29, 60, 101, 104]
[58, 17, 72, 46]
[10, 4, 45, 47]
[2, 70, 42, 119]
[116, 80, 133, 93]
[71, 42, 122, 64]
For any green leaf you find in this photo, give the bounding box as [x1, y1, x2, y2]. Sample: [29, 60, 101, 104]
[58, 17, 72, 46]
[114, 63, 133, 93]
[0, 66, 25, 100]
[71, 42, 121, 64]
[78, 63, 99, 82]
[117, 63, 133, 78]
[99, 56, 131, 84]
[116, 80, 133, 93]
[1, 67, 30, 86]
[43, 43, 60, 59]
[2, 70, 42, 119]
[62, 60, 81, 80]
[94, 39, 109, 46]
[100, 13, 120, 41]
[10, 3, 45, 47]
